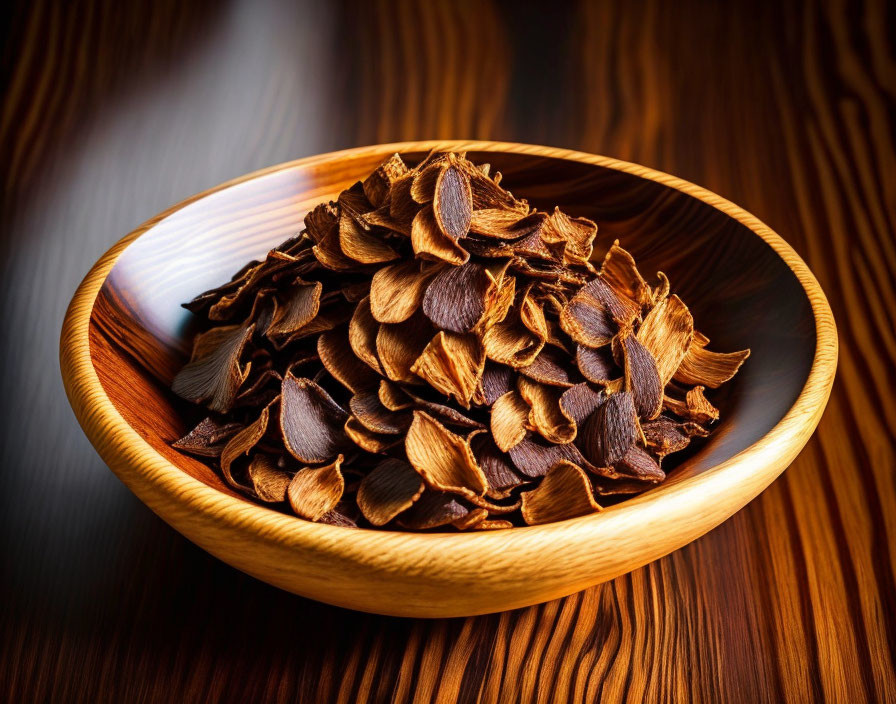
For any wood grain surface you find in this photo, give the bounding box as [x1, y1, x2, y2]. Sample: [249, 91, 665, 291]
[1, 0, 893, 701]
[65, 141, 834, 618]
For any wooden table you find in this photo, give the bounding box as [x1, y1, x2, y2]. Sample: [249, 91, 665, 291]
[2, 1, 893, 701]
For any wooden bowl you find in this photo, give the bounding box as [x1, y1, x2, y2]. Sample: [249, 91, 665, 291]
[60, 141, 837, 618]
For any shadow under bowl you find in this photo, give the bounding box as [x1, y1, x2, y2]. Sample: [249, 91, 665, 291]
[60, 141, 837, 617]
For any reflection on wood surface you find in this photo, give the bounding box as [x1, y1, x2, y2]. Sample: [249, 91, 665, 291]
[2, 0, 893, 701]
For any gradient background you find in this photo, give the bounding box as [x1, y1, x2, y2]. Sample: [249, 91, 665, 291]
[2, 1, 894, 701]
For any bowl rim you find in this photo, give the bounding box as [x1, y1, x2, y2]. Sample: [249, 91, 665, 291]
[60, 140, 838, 564]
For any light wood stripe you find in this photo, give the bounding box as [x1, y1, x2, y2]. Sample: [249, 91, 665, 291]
[2, 0, 890, 701]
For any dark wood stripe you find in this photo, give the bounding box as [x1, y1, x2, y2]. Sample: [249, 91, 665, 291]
[2, 0, 894, 701]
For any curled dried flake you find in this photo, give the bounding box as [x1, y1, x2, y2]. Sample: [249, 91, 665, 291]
[248, 454, 292, 502]
[520, 461, 602, 525]
[469, 208, 526, 239]
[272, 236, 314, 259]
[652, 271, 670, 303]
[591, 477, 660, 496]
[467, 492, 522, 514]
[344, 416, 401, 453]
[614, 445, 665, 483]
[287, 455, 345, 521]
[599, 241, 653, 307]
[276, 232, 313, 256]
[560, 276, 635, 348]
[357, 458, 424, 526]
[661, 394, 690, 419]
[478, 362, 515, 406]
[452, 508, 489, 530]
[405, 411, 487, 498]
[519, 347, 574, 387]
[336, 181, 373, 225]
[397, 490, 470, 530]
[233, 367, 281, 408]
[469, 209, 544, 241]
[663, 386, 719, 424]
[459, 161, 527, 212]
[183, 259, 257, 315]
[603, 378, 625, 395]
[576, 344, 618, 385]
[580, 391, 637, 467]
[304, 202, 338, 243]
[642, 416, 709, 457]
[463, 237, 515, 259]
[490, 390, 531, 452]
[622, 334, 663, 420]
[221, 403, 272, 491]
[541, 208, 598, 264]
[173, 152, 746, 529]
[476, 273, 516, 333]
[378, 379, 413, 411]
[338, 211, 399, 264]
[349, 296, 386, 375]
[266, 279, 322, 338]
[409, 155, 450, 203]
[270, 302, 353, 349]
[474, 519, 514, 530]
[411, 205, 470, 265]
[206, 265, 266, 321]
[379, 379, 482, 428]
[280, 373, 349, 464]
[173, 417, 243, 458]
[247, 289, 275, 337]
[510, 257, 588, 286]
[376, 311, 434, 384]
[636, 294, 694, 385]
[422, 261, 492, 333]
[312, 225, 362, 271]
[362, 204, 413, 236]
[414, 149, 454, 171]
[383, 173, 419, 229]
[470, 432, 525, 499]
[410, 331, 485, 407]
[521, 297, 549, 346]
[363, 153, 408, 207]
[433, 162, 473, 241]
[512, 221, 560, 262]
[482, 317, 545, 369]
[317, 327, 380, 393]
[673, 343, 750, 388]
[685, 386, 719, 423]
[214, 250, 300, 315]
[370, 259, 439, 323]
[319, 505, 359, 528]
[508, 434, 593, 478]
[559, 383, 605, 425]
[349, 391, 412, 434]
[485, 256, 514, 286]
[517, 376, 576, 445]
[172, 324, 254, 413]
[403, 392, 484, 429]
[270, 259, 321, 288]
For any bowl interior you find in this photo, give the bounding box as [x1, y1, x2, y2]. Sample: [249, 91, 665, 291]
[88, 148, 816, 505]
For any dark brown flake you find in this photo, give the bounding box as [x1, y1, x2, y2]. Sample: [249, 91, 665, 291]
[171, 151, 749, 530]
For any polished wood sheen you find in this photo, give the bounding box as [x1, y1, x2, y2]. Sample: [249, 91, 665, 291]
[61, 140, 837, 618]
[3, 0, 894, 701]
